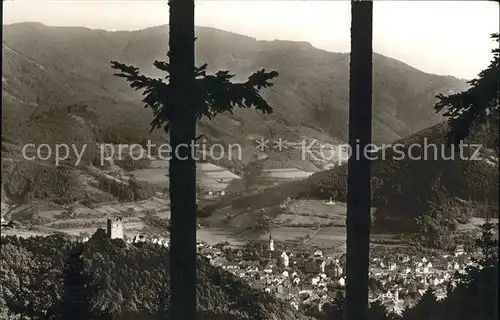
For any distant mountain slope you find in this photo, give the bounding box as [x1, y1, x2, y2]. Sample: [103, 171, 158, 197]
[2, 22, 468, 155]
[199, 122, 498, 229]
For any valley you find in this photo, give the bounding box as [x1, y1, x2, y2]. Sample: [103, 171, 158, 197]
[3, 153, 494, 255]
[0, 20, 497, 284]
[4, 0, 500, 314]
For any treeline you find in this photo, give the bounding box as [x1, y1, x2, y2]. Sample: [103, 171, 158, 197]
[96, 175, 156, 202]
[47, 219, 109, 230]
[303, 121, 499, 229]
[113, 155, 151, 171]
[142, 213, 170, 233]
[2, 161, 82, 205]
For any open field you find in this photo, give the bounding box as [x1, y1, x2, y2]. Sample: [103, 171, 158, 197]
[202, 197, 376, 230]
[254, 226, 404, 252]
[37, 209, 66, 218]
[279, 199, 377, 227]
[46, 216, 142, 228]
[264, 168, 314, 181]
[3, 156, 495, 253]
[287, 199, 348, 215]
[131, 161, 242, 191]
[276, 199, 347, 226]
[276, 214, 338, 226]
[90, 197, 168, 215]
[257, 227, 312, 242]
[149, 160, 168, 169]
[130, 168, 169, 188]
[198, 162, 241, 190]
[9, 197, 170, 221]
[4, 214, 494, 252]
[197, 228, 247, 246]
[256, 227, 347, 244]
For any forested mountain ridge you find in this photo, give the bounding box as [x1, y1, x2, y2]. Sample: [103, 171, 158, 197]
[200, 120, 499, 240]
[2, 22, 468, 155]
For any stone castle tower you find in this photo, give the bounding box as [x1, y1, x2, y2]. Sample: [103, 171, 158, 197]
[107, 217, 124, 239]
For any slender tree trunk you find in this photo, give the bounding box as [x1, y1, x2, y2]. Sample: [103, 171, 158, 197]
[345, 1, 373, 320]
[168, 0, 197, 319]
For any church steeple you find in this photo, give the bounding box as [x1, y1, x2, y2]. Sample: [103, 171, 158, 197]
[269, 232, 274, 252]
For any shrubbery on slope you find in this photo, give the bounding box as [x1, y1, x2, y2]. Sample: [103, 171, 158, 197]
[203, 122, 498, 234]
[0, 232, 311, 320]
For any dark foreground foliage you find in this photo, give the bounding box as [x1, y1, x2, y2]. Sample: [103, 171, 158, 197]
[435, 33, 499, 150]
[401, 223, 498, 320]
[110, 61, 278, 135]
[0, 230, 309, 320]
[1, 222, 497, 320]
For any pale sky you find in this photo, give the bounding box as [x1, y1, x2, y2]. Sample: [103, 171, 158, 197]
[3, 1, 499, 79]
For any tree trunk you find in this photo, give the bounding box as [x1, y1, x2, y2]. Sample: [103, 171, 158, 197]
[168, 0, 197, 319]
[345, 1, 373, 320]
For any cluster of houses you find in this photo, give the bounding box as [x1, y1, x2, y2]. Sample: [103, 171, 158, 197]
[79, 229, 475, 315]
[365, 245, 480, 314]
[75, 219, 484, 315]
[196, 234, 348, 311]
[196, 235, 480, 314]
[78, 232, 171, 246]
[207, 190, 225, 197]
[127, 234, 170, 246]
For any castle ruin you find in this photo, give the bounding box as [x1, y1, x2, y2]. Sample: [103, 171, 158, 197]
[106, 217, 124, 239]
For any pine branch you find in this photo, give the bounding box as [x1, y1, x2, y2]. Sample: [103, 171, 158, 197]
[434, 33, 499, 145]
[110, 60, 279, 134]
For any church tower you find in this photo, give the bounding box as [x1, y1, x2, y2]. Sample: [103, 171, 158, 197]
[106, 217, 124, 239]
[269, 233, 274, 252]
[281, 251, 289, 268]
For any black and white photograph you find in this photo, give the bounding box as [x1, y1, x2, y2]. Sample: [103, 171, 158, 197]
[1, 1, 499, 319]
